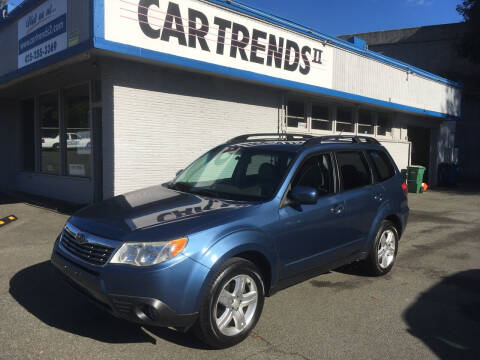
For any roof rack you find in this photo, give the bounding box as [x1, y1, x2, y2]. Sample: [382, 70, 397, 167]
[302, 135, 381, 147]
[226, 133, 314, 144]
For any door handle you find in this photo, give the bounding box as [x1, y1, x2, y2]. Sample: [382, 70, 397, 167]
[330, 204, 344, 215]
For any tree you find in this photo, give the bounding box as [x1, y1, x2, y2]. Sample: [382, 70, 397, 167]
[1, 0, 8, 19]
[457, 0, 480, 63]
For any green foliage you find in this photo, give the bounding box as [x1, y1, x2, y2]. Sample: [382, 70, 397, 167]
[457, 0, 480, 63]
[0, 0, 9, 7]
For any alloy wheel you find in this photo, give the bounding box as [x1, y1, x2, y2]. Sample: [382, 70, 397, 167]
[214, 274, 258, 336]
[377, 229, 396, 269]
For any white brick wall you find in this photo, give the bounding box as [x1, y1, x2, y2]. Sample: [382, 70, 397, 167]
[103, 59, 429, 197]
[108, 60, 280, 195]
[332, 46, 461, 117]
[380, 140, 411, 171]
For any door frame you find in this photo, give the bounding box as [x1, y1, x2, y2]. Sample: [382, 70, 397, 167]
[90, 79, 103, 203]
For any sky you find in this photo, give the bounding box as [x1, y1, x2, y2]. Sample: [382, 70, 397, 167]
[230, 0, 464, 36]
[7, 0, 464, 36]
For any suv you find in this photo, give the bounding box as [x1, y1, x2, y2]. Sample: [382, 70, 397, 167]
[51, 134, 409, 348]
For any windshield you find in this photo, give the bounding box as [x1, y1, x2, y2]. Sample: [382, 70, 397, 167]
[171, 146, 295, 201]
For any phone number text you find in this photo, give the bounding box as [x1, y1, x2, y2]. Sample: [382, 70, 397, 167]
[23, 41, 58, 64]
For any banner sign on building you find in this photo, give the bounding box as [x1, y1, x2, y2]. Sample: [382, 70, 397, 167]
[105, 0, 333, 89]
[18, 0, 67, 69]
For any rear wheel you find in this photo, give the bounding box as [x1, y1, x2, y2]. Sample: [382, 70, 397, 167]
[364, 220, 399, 276]
[193, 258, 265, 348]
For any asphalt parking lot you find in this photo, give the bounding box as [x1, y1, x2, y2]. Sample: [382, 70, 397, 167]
[0, 189, 479, 360]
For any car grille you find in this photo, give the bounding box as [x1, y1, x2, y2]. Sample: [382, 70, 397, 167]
[61, 227, 114, 266]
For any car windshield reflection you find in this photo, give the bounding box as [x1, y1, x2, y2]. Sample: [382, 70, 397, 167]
[171, 146, 295, 202]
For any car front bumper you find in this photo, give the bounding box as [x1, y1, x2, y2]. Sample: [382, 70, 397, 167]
[51, 244, 203, 329]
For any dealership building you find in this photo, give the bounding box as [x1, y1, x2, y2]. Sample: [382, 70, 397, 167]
[0, 0, 461, 204]
[341, 23, 479, 182]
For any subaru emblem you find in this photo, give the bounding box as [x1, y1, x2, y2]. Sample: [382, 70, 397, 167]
[75, 232, 87, 245]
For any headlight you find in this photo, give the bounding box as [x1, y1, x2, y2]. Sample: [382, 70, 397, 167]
[110, 237, 188, 266]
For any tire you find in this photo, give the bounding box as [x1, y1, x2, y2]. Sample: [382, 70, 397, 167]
[193, 257, 265, 348]
[53, 143, 60, 151]
[364, 220, 399, 276]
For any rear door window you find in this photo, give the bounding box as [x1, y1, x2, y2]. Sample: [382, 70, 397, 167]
[367, 150, 395, 182]
[336, 151, 372, 191]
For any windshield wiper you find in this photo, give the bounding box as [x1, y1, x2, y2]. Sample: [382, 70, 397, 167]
[169, 182, 191, 192]
[171, 184, 259, 202]
[189, 188, 227, 199]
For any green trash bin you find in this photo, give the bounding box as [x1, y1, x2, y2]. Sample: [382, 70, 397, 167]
[407, 165, 426, 194]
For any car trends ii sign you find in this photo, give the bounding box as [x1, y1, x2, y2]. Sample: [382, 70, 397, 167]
[105, 0, 333, 89]
[18, 0, 67, 69]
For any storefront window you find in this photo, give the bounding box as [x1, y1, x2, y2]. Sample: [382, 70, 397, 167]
[336, 107, 354, 133]
[39, 92, 60, 174]
[311, 103, 331, 131]
[287, 100, 307, 129]
[65, 84, 91, 177]
[358, 109, 374, 134]
[377, 113, 392, 136]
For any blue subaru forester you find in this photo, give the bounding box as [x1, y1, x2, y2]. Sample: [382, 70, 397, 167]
[51, 134, 409, 348]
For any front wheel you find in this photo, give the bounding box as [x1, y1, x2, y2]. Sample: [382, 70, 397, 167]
[364, 220, 399, 276]
[193, 258, 265, 348]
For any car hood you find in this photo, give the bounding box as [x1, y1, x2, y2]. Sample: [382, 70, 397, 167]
[69, 185, 253, 241]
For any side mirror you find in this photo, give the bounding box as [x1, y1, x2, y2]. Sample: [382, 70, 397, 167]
[176, 169, 184, 177]
[289, 186, 319, 205]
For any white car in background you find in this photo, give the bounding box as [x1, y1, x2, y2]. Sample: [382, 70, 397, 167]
[42, 132, 90, 150]
[42, 135, 61, 150]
